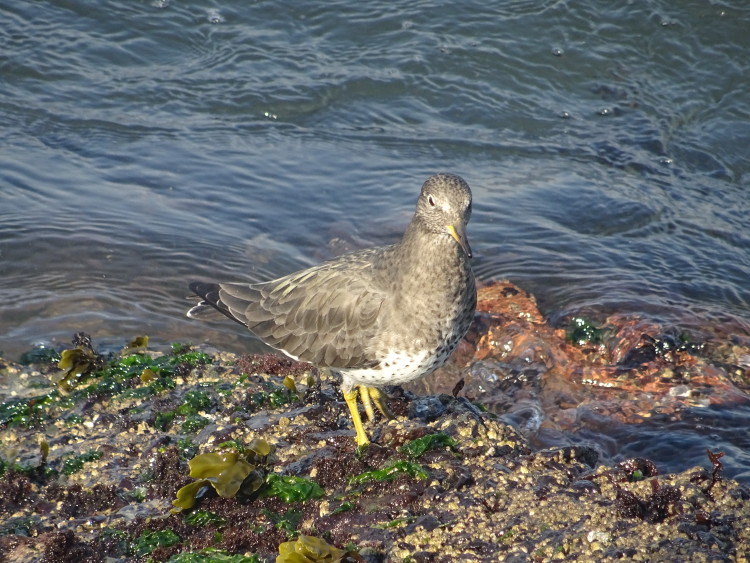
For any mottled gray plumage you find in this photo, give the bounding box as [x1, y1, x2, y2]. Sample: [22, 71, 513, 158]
[188, 173, 476, 444]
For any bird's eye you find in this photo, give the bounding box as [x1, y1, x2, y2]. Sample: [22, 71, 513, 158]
[427, 195, 436, 207]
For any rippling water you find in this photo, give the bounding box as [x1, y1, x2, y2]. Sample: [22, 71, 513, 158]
[2, 1, 749, 477]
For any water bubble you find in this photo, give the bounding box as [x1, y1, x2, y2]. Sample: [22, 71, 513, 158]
[587, 531, 611, 544]
[207, 9, 225, 24]
[668, 385, 690, 398]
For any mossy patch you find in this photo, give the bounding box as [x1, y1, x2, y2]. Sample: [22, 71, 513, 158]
[61, 450, 103, 476]
[349, 461, 429, 486]
[566, 317, 604, 346]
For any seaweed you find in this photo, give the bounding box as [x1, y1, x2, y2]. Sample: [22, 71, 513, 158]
[398, 432, 457, 459]
[263, 474, 324, 503]
[171, 439, 275, 513]
[184, 510, 228, 527]
[182, 414, 211, 433]
[61, 450, 103, 476]
[172, 437, 325, 515]
[166, 549, 260, 563]
[53, 332, 104, 391]
[348, 461, 429, 486]
[277, 534, 359, 563]
[18, 344, 60, 365]
[566, 317, 604, 346]
[156, 390, 215, 432]
[132, 528, 181, 557]
[262, 508, 302, 538]
[0, 335, 219, 431]
[614, 479, 681, 523]
[0, 394, 55, 428]
[703, 449, 725, 501]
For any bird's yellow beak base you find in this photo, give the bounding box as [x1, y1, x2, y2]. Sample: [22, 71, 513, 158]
[447, 224, 472, 258]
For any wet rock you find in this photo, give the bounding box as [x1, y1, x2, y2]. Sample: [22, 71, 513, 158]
[1, 306, 750, 561]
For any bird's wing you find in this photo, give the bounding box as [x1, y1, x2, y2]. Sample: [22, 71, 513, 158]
[190, 261, 386, 369]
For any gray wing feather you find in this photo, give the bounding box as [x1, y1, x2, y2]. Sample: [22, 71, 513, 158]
[195, 260, 385, 369]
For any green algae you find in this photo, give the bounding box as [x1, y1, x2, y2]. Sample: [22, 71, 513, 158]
[126, 487, 147, 502]
[349, 460, 429, 486]
[61, 450, 103, 476]
[18, 345, 60, 365]
[184, 510, 227, 527]
[264, 474, 324, 503]
[178, 390, 214, 413]
[64, 413, 83, 426]
[0, 457, 33, 477]
[262, 508, 302, 538]
[0, 515, 39, 537]
[176, 438, 199, 461]
[0, 393, 56, 428]
[155, 411, 177, 431]
[132, 528, 181, 557]
[376, 517, 414, 529]
[215, 439, 246, 453]
[399, 432, 457, 459]
[331, 501, 355, 515]
[166, 549, 260, 563]
[243, 377, 300, 413]
[116, 375, 177, 400]
[169, 346, 212, 367]
[156, 390, 215, 432]
[1, 335, 218, 432]
[182, 414, 211, 433]
[567, 317, 604, 346]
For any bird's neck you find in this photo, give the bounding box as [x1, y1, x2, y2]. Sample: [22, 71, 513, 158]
[397, 218, 465, 269]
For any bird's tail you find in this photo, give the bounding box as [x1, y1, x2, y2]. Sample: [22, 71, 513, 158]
[186, 281, 247, 327]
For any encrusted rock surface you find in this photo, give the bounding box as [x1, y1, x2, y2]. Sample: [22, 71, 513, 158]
[1, 282, 748, 562]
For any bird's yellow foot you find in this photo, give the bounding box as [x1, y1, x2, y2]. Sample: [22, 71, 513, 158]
[361, 386, 395, 420]
[343, 388, 370, 446]
[343, 386, 396, 446]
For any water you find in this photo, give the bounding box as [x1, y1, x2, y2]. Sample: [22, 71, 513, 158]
[1, 1, 749, 477]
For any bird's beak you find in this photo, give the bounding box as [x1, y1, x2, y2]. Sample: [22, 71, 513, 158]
[447, 224, 472, 258]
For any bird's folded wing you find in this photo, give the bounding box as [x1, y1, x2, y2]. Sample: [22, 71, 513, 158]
[215, 263, 386, 369]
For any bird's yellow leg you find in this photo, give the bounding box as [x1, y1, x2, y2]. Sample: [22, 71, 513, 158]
[358, 384, 377, 422]
[343, 388, 370, 446]
[366, 386, 395, 420]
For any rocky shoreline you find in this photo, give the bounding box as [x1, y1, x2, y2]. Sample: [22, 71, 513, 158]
[1, 281, 749, 562]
